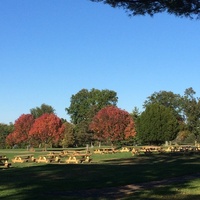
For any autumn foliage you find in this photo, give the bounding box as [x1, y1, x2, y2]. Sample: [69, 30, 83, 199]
[89, 106, 136, 143]
[6, 131, 19, 147]
[6, 114, 34, 146]
[6, 113, 65, 148]
[29, 113, 64, 147]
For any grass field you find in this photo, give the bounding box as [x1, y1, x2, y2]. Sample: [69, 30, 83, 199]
[1, 148, 200, 199]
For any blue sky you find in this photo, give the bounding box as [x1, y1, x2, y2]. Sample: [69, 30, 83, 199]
[1, 0, 200, 124]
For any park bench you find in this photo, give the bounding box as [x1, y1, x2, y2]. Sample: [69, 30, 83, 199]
[12, 154, 35, 163]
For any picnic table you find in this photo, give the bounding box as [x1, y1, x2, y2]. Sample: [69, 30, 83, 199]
[46, 152, 61, 162]
[12, 154, 35, 163]
[131, 148, 140, 155]
[0, 155, 11, 168]
[36, 155, 53, 163]
[178, 146, 199, 154]
[60, 150, 76, 157]
[94, 148, 115, 154]
[139, 146, 162, 154]
[119, 147, 132, 152]
[65, 153, 92, 164]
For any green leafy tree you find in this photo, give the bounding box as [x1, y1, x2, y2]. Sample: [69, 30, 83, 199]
[130, 107, 141, 121]
[0, 123, 14, 148]
[30, 103, 55, 119]
[137, 103, 179, 145]
[182, 87, 200, 142]
[60, 122, 75, 148]
[66, 88, 118, 145]
[66, 88, 118, 125]
[90, 0, 200, 19]
[144, 90, 183, 121]
[130, 107, 141, 144]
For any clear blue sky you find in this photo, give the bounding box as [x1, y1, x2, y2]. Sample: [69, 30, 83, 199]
[1, 0, 200, 124]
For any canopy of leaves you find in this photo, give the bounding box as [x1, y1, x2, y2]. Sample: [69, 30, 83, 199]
[60, 122, 75, 148]
[66, 88, 118, 125]
[182, 87, 200, 138]
[29, 113, 64, 146]
[30, 103, 55, 119]
[144, 90, 183, 121]
[137, 103, 179, 145]
[89, 106, 136, 143]
[0, 123, 14, 148]
[90, 0, 200, 19]
[6, 114, 34, 147]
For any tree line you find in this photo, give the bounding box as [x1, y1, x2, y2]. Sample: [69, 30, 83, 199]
[1, 87, 200, 149]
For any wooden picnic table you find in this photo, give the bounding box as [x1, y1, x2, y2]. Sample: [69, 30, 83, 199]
[12, 154, 35, 163]
[94, 148, 115, 154]
[131, 148, 140, 155]
[60, 150, 77, 157]
[35, 153, 61, 163]
[65, 153, 92, 164]
[36, 155, 53, 163]
[46, 153, 61, 162]
[0, 156, 11, 168]
[139, 146, 163, 154]
[119, 147, 132, 152]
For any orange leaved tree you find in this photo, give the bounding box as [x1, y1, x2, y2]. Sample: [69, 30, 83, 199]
[29, 113, 64, 150]
[6, 131, 18, 147]
[6, 114, 35, 147]
[89, 106, 136, 145]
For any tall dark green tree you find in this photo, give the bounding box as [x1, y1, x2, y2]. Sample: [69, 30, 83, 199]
[130, 107, 140, 121]
[144, 90, 183, 121]
[182, 87, 200, 141]
[137, 103, 179, 145]
[90, 0, 200, 19]
[0, 123, 14, 148]
[66, 88, 118, 145]
[30, 103, 55, 119]
[130, 107, 141, 144]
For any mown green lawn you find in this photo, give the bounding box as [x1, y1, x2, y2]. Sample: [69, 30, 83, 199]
[1, 149, 200, 199]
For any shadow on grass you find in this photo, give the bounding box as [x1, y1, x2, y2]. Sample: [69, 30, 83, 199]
[1, 153, 200, 199]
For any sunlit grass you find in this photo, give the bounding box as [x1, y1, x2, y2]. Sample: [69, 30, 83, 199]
[1, 148, 200, 199]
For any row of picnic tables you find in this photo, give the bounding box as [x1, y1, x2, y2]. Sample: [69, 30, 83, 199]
[131, 145, 200, 155]
[10, 150, 92, 164]
[2, 145, 199, 168]
[103, 145, 200, 155]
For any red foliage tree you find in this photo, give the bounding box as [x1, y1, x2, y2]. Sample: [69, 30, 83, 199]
[6, 131, 18, 147]
[6, 114, 35, 147]
[29, 113, 64, 149]
[89, 106, 136, 143]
